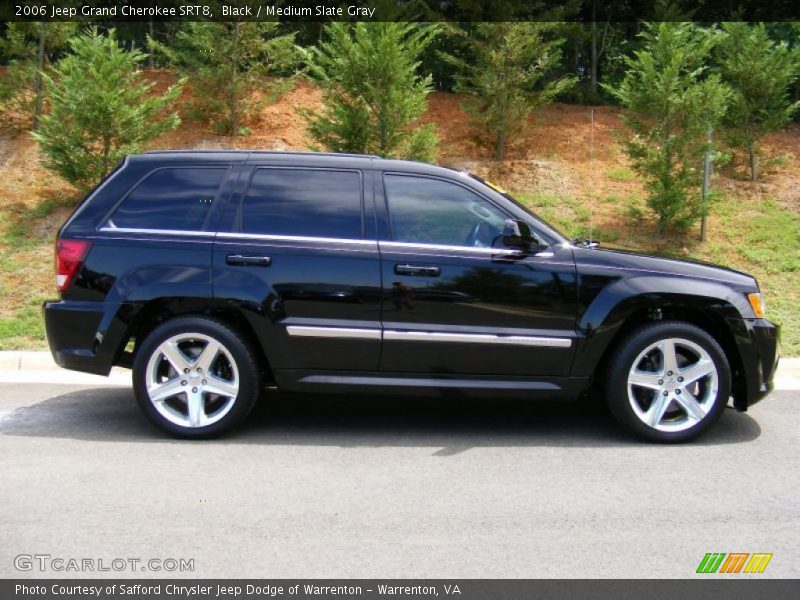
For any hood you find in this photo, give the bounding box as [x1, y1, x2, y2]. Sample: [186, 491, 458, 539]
[572, 244, 758, 289]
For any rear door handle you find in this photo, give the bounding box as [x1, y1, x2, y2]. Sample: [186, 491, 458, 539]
[226, 254, 272, 267]
[394, 264, 441, 277]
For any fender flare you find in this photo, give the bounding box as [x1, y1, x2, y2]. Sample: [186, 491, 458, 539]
[572, 275, 752, 378]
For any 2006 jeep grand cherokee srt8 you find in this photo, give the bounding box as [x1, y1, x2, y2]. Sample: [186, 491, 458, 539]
[43, 151, 779, 442]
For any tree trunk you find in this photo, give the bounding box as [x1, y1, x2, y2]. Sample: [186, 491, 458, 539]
[590, 3, 598, 99]
[494, 131, 506, 161]
[33, 21, 46, 129]
[149, 18, 155, 68]
[229, 23, 241, 136]
[101, 134, 111, 178]
[749, 146, 758, 182]
[700, 128, 712, 242]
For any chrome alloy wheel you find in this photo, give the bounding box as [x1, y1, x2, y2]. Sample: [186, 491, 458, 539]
[145, 333, 240, 428]
[626, 337, 719, 433]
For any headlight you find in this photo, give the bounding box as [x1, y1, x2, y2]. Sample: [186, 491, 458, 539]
[747, 292, 765, 318]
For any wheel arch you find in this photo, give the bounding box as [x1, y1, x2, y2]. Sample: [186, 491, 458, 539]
[111, 298, 274, 382]
[574, 278, 750, 408]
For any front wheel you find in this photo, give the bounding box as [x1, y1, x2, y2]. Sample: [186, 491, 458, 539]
[133, 317, 261, 438]
[604, 321, 732, 443]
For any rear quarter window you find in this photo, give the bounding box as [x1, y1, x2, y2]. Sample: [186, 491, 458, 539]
[106, 167, 227, 231]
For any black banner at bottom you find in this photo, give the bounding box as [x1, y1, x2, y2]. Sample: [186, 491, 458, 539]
[2, 580, 799, 600]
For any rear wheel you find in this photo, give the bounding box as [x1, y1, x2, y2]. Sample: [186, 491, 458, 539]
[604, 321, 731, 443]
[133, 317, 260, 438]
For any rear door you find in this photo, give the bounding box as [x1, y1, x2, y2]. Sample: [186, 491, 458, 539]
[212, 164, 382, 374]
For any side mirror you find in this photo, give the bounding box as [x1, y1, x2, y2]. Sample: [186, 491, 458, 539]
[501, 219, 540, 250]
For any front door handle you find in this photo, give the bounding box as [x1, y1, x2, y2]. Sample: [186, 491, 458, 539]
[226, 254, 272, 267]
[394, 264, 441, 277]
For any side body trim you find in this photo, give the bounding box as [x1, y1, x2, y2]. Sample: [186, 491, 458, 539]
[285, 326, 382, 340]
[298, 375, 560, 390]
[285, 325, 573, 348]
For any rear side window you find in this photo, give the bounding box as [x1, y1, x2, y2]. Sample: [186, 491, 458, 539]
[107, 167, 226, 231]
[241, 168, 362, 239]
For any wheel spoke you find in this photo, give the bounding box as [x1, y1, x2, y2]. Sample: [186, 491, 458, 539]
[186, 389, 206, 427]
[148, 377, 185, 403]
[159, 340, 191, 373]
[674, 390, 708, 422]
[679, 359, 715, 385]
[646, 394, 672, 427]
[629, 370, 662, 390]
[203, 374, 238, 399]
[194, 339, 221, 373]
[660, 339, 679, 375]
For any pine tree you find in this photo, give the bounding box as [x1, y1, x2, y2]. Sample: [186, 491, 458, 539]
[606, 22, 730, 232]
[301, 22, 439, 161]
[444, 23, 575, 160]
[0, 22, 77, 128]
[33, 29, 183, 190]
[716, 22, 800, 181]
[150, 22, 297, 136]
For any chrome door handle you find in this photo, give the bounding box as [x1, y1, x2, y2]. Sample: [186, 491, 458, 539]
[226, 254, 272, 266]
[395, 264, 441, 277]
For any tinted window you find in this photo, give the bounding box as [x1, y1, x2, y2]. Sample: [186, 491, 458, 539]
[384, 175, 507, 247]
[109, 168, 225, 231]
[242, 168, 362, 238]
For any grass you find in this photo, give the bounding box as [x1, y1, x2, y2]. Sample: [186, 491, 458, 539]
[0, 296, 48, 350]
[687, 196, 800, 355]
[606, 167, 637, 182]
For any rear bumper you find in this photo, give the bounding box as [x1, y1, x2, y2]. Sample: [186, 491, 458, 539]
[43, 300, 126, 376]
[728, 317, 780, 410]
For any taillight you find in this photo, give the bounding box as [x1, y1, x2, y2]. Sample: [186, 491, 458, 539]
[55, 239, 92, 292]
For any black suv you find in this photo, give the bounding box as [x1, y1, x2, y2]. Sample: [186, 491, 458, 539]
[44, 151, 779, 442]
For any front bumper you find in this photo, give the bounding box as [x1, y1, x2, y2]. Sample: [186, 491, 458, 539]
[728, 317, 780, 410]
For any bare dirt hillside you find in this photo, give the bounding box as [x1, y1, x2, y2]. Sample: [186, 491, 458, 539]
[1, 70, 799, 351]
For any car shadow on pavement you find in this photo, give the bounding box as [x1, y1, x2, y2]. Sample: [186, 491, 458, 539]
[0, 386, 761, 449]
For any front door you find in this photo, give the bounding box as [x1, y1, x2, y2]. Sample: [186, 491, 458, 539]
[377, 173, 578, 377]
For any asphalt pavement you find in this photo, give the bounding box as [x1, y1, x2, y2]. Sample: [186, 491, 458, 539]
[0, 382, 797, 579]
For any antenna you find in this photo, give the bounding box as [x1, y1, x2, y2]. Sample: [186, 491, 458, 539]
[589, 107, 595, 243]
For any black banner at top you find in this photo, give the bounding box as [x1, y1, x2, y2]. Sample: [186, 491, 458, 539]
[4, 0, 800, 23]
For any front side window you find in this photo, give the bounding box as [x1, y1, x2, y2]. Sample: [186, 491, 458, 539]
[108, 167, 225, 231]
[241, 168, 362, 239]
[384, 175, 507, 247]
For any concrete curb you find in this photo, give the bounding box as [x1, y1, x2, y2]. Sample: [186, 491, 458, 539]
[0, 351, 798, 389]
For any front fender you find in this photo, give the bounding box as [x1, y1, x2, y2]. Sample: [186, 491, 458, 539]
[572, 275, 752, 378]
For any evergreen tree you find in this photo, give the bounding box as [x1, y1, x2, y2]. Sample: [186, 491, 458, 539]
[301, 22, 439, 161]
[150, 22, 297, 136]
[33, 29, 183, 190]
[716, 22, 800, 181]
[607, 22, 729, 232]
[0, 22, 77, 128]
[444, 22, 575, 160]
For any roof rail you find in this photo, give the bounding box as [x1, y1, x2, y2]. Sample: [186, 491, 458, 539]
[141, 149, 381, 159]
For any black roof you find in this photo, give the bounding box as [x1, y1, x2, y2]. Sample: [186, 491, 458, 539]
[132, 150, 465, 178]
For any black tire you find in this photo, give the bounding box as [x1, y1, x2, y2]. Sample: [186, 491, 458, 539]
[604, 321, 732, 443]
[133, 316, 261, 438]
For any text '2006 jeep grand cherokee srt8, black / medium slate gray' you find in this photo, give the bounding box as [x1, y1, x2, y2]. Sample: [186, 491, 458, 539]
[43, 151, 779, 442]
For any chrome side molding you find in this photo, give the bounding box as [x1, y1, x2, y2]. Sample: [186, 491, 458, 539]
[286, 325, 572, 348]
[383, 330, 572, 347]
[285, 326, 382, 340]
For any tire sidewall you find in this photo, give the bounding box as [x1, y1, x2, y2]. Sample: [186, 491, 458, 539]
[133, 317, 259, 438]
[605, 322, 732, 443]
